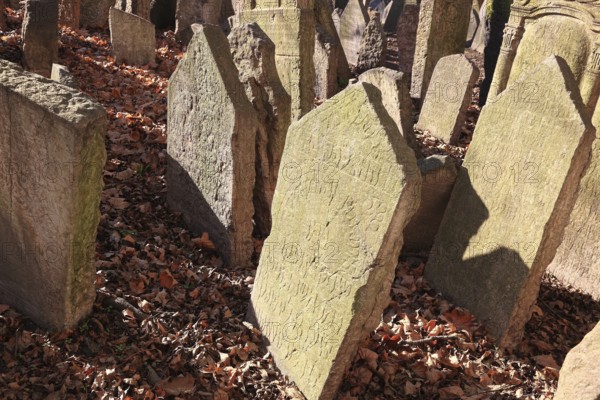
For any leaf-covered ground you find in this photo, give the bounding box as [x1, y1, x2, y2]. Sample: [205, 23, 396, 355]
[0, 8, 599, 399]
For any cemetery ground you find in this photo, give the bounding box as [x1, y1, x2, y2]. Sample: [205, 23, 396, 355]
[0, 9, 598, 400]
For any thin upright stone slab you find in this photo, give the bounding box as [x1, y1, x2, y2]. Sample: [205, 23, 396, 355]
[339, 0, 369, 65]
[396, 0, 419, 78]
[0, 60, 106, 329]
[416, 54, 479, 144]
[167, 24, 257, 267]
[547, 141, 599, 299]
[425, 56, 595, 349]
[175, 0, 221, 44]
[410, 0, 471, 100]
[58, 0, 80, 28]
[228, 23, 292, 238]
[248, 83, 421, 400]
[22, 0, 59, 77]
[109, 7, 156, 66]
[114, 0, 151, 20]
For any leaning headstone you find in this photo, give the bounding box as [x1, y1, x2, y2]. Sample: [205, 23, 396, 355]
[410, 0, 471, 100]
[80, 0, 113, 28]
[150, 0, 176, 29]
[0, 60, 106, 329]
[358, 66, 421, 157]
[228, 23, 292, 238]
[22, 0, 58, 77]
[403, 155, 458, 252]
[51, 63, 78, 88]
[554, 322, 600, 400]
[396, 0, 420, 79]
[356, 11, 386, 73]
[425, 56, 595, 350]
[175, 0, 221, 44]
[338, 0, 369, 65]
[470, 0, 486, 53]
[547, 141, 599, 299]
[248, 82, 421, 400]
[314, 26, 339, 100]
[58, 0, 80, 28]
[114, 0, 151, 20]
[416, 54, 479, 144]
[168, 24, 257, 266]
[382, 0, 404, 33]
[465, 7, 479, 46]
[109, 8, 156, 66]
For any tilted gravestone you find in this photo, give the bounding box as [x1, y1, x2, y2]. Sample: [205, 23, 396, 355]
[338, 0, 369, 65]
[547, 140, 599, 299]
[58, 0, 80, 28]
[80, 0, 113, 28]
[357, 67, 421, 157]
[109, 7, 156, 66]
[168, 24, 257, 267]
[175, 0, 221, 44]
[248, 82, 421, 400]
[0, 60, 106, 329]
[51, 63, 78, 88]
[228, 23, 292, 238]
[356, 10, 386, 73]
[416, 54, 479, 144]
[410, 0, 471, 101]
[22, 0, 59, 77]
[396, 0, 419, 79]
[425, 56, 595, 350]
[114, 0, 151, 20]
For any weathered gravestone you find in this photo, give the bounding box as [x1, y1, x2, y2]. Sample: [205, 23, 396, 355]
[80, 0, 113, 27]
[416, 54, 479, 144]
[167, 24, 257, 266]
[358, 66, 421, 157]
[382, 0, 404, 33]
[58, 0, 80, 28]
[51, 63, 78, 88]
[237, 0, 316, 120]
[470, 0, 487, 53]
[248, 82, 421, 400]
[547, 140, 599, 299]
[109, 8, 156, 66]
[466, 7, 479, 46]
[410, 0, 471, 100]
[554, 321, 600, 400]
[22, 0, 58, 77]
[114, 0, 151, 20]
[175, 0, 221, 44]
[488, 0, 600, 113]
[395, 0, 419, 79]
[338, 0, 368, 65]
[425, 56, 595, 350]
[0, 60, 106, 329]
[228, 23, 292, 238]
[356, 10, 386, 73]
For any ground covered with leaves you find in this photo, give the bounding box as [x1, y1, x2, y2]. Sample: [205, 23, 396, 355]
[0, 8, 598, 400]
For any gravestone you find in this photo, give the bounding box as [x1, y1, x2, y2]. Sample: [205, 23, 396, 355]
[554, 322, 600, 400]
[248, 82, 421, 400]
[109, 8, 156, 66]
[150, 0, 176, 28]
[51, 63, 78, 88]
[58, 0, 80, 28]
[175, 0, 221, 44]
[358, 67, 421, 157]
[0, 60, 106, 329]
[167, 24, 257, 267]
[396, 0, 419, 79]
[114, 0, 151, 20]
[470, 0, 486, 53]
[403, 155, 458, 252]
[382, 0, 404, 33]
[338, 0, 368, 65]
[425, 56, 595, 350]
[80, 0, 113, 27]
[410, 0, 471, 100]
[416, 54, 479, 144]
[547, 141, 599, 299]
[356, 10, 386, 73]
[228, 23, 292, 238]
[314, 26, 339, 100]
[466, 7, 479, 46]
[22, 0, 59, 77]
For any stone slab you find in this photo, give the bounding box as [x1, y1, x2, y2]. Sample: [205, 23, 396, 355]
[80, 0, 113, 28]
[22, 0, 59, 77]
[51, 63, 78, 88]
[59, 0, 80, 28]
[356, 10, 386, 73]
[175, 0, 221, 44]
[339, 0, 368, 65]
[0, 60, 106, 329]
[396, 0, 419, 79]
[109, 7, 156, 66]
[424, 56, 595, 349]
[167, 24, 257, 266]
[114, 0, 152, 20]
[248, 82, 421, 400]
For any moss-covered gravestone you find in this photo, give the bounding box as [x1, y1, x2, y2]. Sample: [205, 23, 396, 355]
[248, 83, 421, 400]
[425, 56, 595, 350]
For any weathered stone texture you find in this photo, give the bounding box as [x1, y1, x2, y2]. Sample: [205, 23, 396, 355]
[109, 7, 156, 66]
[51, 63, 78, 88]
[167, 24, 256, 266]
[114, 0, 151, 20]
[356, 11, 386, 73]
[411, 0, 471, 100]
[314, 26, 339, 100]
[416, 54, 479, 144]
[466, 7, 478, 45]
[228, 23, 292, 238]
[0, 60, 106, 329]
[80, 0, 113, 27]
[358, 67, 421, 157]
[396, 0, 420, 79]
[547, 140, 599, 299]
[175, 0, 221, 44]
[339, 0, 368, 65]
[58, 0, 80, 28]
[248, 82, 421, 400]
[554, 322, 600, 400]
[403, 155, 458, 252]
[22, 0, 59, 77]
[424, 56, 595, 350]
